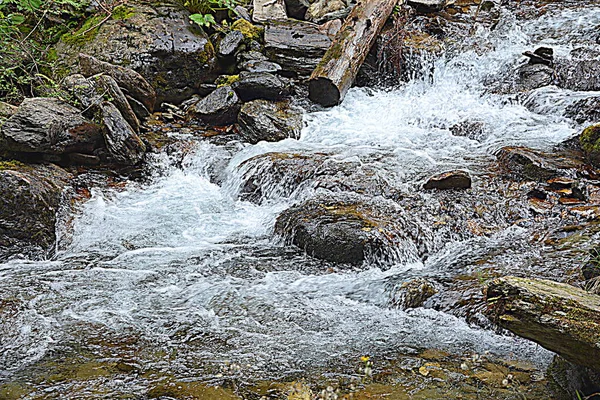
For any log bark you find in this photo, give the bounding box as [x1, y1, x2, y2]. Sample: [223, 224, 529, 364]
[308, 0, 399, 107]
[486, 276, 600, 371]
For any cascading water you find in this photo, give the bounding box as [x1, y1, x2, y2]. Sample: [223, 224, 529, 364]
[2, 3, 600, 398]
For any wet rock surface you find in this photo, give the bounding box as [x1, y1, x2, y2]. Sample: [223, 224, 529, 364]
[0, 98, 103, 155]
[233, 71, 289, 101]
[237, 99, 302, 144]
[100, 102, 146, 165]
[275, 196, 430, 265]
[188, 86, 241, 126]
[0, 162, 71, 256]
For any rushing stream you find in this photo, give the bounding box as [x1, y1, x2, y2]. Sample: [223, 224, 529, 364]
[2, 3, 600, 398]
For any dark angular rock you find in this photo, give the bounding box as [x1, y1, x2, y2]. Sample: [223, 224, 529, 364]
[100, 102, 146, 165]
[237, 100, 302, 144]
[233, 71, 288, 101]
[0, 162, 71, 253]
[79, 53, 156, 113]
[275, 195, 429, 265]
[125, 95, 151, 120]
[523, 47, 553, 66]
[285, 0, 309, 19]
[218, 30, 245, 57]
[93, 74, 140, 133]
[0, 98, 103, 155]
[548, 356, 600, 400]
[188, 86, 241, 126]
[67, 152, 101, 166]
[423, 170, 472, 190]
[264, 20, 331, 77]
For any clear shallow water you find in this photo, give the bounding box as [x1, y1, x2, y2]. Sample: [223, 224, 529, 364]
[2, 4, 600, 388]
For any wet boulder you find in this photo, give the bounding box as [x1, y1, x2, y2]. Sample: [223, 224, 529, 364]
[579, 124, 600, 167]
[274, 195, 430, 265]
[188, 86, 241, 126]
[390, 278, 438, 309]
[237, 100, 302, 144]
[423, 170, 471, 190]
[496, 146, 582, 181]
[57, 5, 216, 105]
[100, 102, 146, 165]
[0, 161, 71, 254]
[517, 63, 554, 91]
[79, 54, 156, 113]
[237, 152, 399, 202]
[233, 71, 289, 101]
[0, 98, 103, 156]
[486, 276, 600, 370]
[264, 20, 331, 77]
[407, 0, 447, 12]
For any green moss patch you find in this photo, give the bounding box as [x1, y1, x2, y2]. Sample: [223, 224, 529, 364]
[231, 19, 263, 41]
[61, 14, 105, 46]
[111, 5, 135, 20]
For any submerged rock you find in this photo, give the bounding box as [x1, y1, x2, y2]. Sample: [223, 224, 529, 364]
[100, 102, 146, 165]
[517, 63, 554, 91]
[0, 98, 103, 155]
[188, 86, 241, 126]
[391, 278, 438, 309]
[486, 276, 600, 370]
[237, 100, 302, 144]
[0, 161, 71, 253]
[423, 170, 472, 190]
[275, 196, 429, 265]
[238, 152, 399, 202]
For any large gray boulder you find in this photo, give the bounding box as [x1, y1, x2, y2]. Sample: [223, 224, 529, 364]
[264, 20, 331, 77]
[100, 102, 146, 165]
[237, 100, 302, 144]
[0, 162, 71, 254]
[56, 5, 217, 105]
[0, 98, 103, 155]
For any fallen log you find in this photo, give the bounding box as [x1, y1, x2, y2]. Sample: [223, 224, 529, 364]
[308, 0, 399, 107]
[486, 276, 600, 371]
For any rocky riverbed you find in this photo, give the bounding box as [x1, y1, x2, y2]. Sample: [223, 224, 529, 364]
[1, 0, 600, 398]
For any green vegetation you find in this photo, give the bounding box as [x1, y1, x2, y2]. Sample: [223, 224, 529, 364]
[0, 0, 92, 104]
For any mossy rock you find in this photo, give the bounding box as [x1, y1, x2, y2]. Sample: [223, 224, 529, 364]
[231, 19, 263, 42]
[579, 124, 600, 167]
